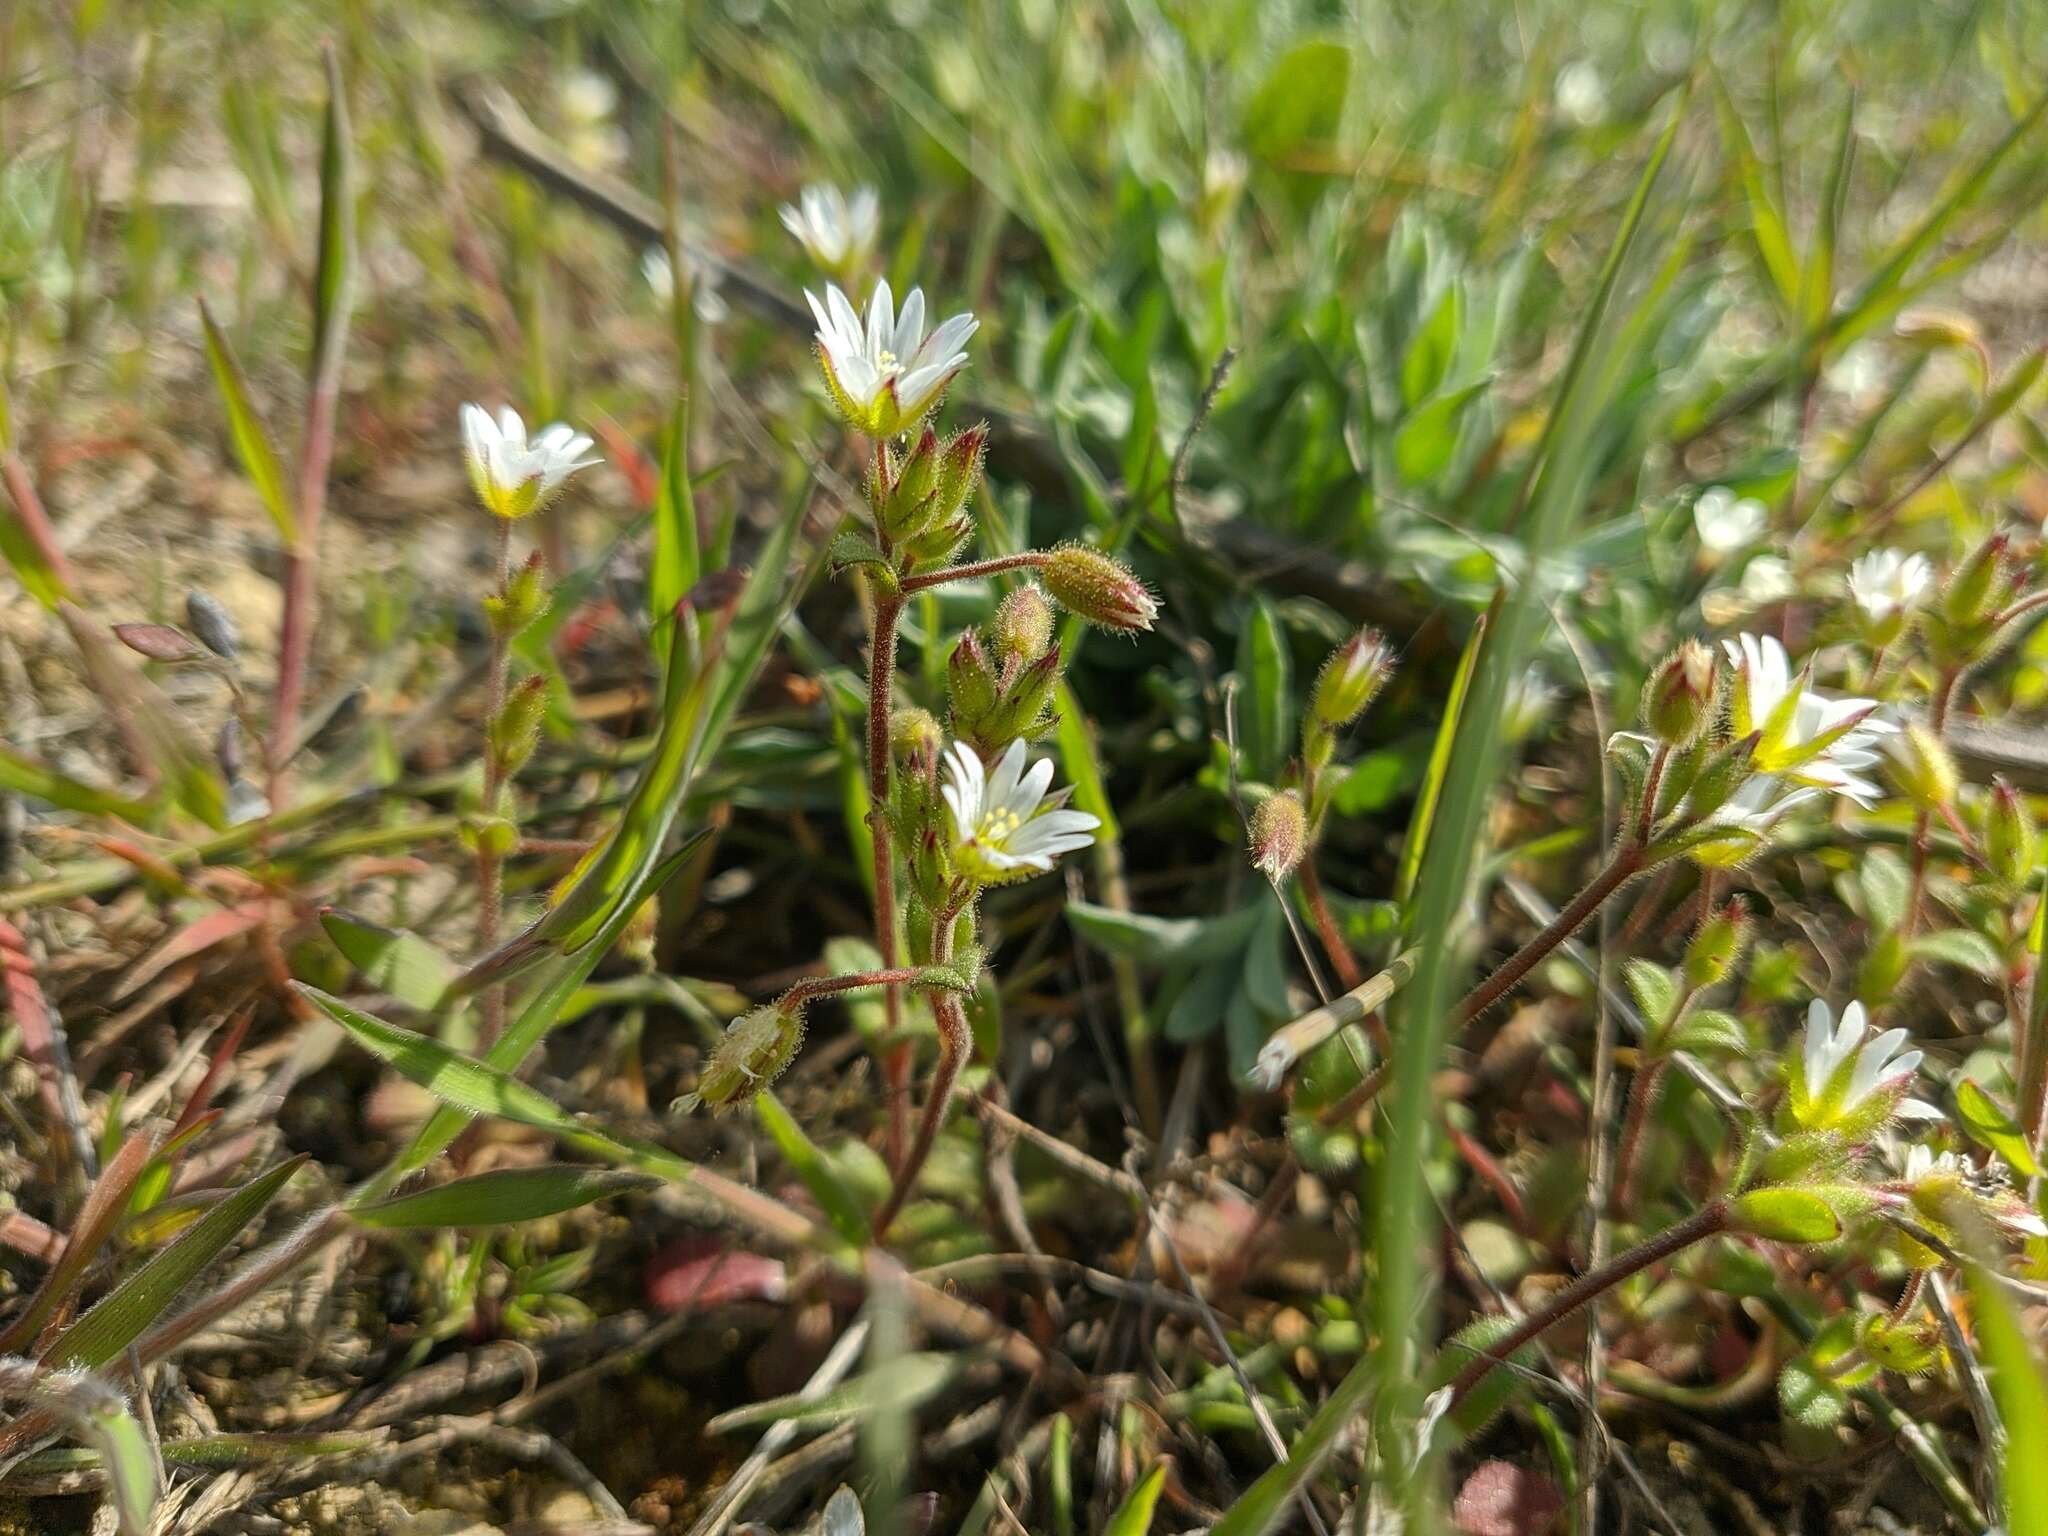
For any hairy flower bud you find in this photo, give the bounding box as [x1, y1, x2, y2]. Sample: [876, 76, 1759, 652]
[946, 628, 999, 733]
[1988, 776, 2037, 889]
[993, 583, 1055, 665]
[890, 706, 943, 775]
[489, 674, 551, 777]
[1641, 640, 1719, 746]
[980, 647, 1061, 748]
[1043, 545, 1158, 633]
[483, 552, 552, 640]
[1941, 533, 2018, 634]
[684, 1001, 808, 1112]
[1249, 790, 1308, 882]
[878, 427, 942, 540]
[1883, 723, 1959, 812]
[1683, 898, 1752, 990]
[1311, 628, 1396, 728]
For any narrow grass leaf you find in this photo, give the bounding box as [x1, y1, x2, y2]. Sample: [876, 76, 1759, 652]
[348, 1167, 657, 1229]
[1104, 1461, 1169, 1536]
[650, 398, 699, 674]
[197, 298, 296, 546]
[704, 1352, 955, 1434]
[41, 1153, 308, 1370]
[0, 743, 157, 824]
[1963, 1257, 2048, 1533]
[0, 1133, 155, 1353]
[754, 1091, 870, 1245]
[320, 909, 458, 1012]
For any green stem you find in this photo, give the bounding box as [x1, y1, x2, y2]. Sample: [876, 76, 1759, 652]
[476, 517, 513, 1049]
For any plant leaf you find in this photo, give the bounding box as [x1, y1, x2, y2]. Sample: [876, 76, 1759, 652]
[1955, 1078, 2044, 1178]
[348, 1167, 656, 1229]
[41, 1154, 308, 1370]
[1104, 1462, 1169, 1536]
[319, 908, 457, 1012]
[755, 1091, 870, 1246]
[197, 298, 296, 546]
[1730, 1187, 1840, 1245]
[705, 1352, 955, 1434]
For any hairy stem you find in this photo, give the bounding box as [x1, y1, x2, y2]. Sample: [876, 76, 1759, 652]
[476, 518, 513, 1048]
[1447, 1199, 1729, 1405]
[780, 966, 930, 1011]
[874, 902, 970, 1240]
[868, 588, 907, 1168]
[1299, 857, 1366, 993]
[899, 551, 1047, 594]
[1458, 843, 1646, 1024]
[1611, 1054, 1671, 1217]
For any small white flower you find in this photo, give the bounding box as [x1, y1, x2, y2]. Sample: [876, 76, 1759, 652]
[559, 69, 618, 125]
[941, 737, 1098, 884]
[1791, 999, 1941, 1129]
[1723, 633, 1894, 806]
[1848, 549, 1934, 629]
[641, 247, 729, 325]
[1555, 60, 1608, 125]
[460, 404, 600, 521]
[1694, 487, 1768, 557]
[807, 279, 977, 437]
[1739, 554, 1797, 606]
[779, 184, 880, 272]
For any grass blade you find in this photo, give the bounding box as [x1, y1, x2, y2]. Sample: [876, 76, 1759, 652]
[0, 1134, 155, 1353]
[197, 297, 296, 547]
[347, 1167, 657, 1229]
[41, 1153, 308, 1370]
[755, 1091, 870, 1245]
[650, 397, 699, 674]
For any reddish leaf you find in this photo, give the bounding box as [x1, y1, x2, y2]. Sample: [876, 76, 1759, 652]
[0, 917, 70, 1138]
[645, 1236, 786, 1313]
[589, 417, 658, 508]
[113, 623, 205, 663]
[112, 901, 269, 1002]
[1453, 1461, 1565, 1536]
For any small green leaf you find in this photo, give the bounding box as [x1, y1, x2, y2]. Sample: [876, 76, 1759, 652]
[755, 1092, 869, 1246]
[347, 1167, 657, 1229]
[1955, 1077, 2044, 1178]
[1235, 597, 1292, 782]
[42, 1154, 308, 1370]
[1104, 1462, 1169, 1536]
[320, 909, 457, 1012]
[1906, 928, 2005, 980]
[1065, 901, 1205, 962]
[705, 1352, 955, 1434]
[1393, 378, 1488, 484]
[1778, 1352, 1849, 1449]
[1665, 1008, 1749, 1058]
[1856, 847, 1911, 930]
[1622, 959, 1678, 1029]
[197, 298, 296, 546]
[1730, 1187, 1841, 1245]
[1401, 281, 1462, 408]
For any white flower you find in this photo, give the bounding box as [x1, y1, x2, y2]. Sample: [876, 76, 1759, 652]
[1694, 487, 1768, 557]
[1848, 549, 1934, 630]
[1791, 999, 1941, 1128]
[1723, 633, 1894, 806]
[1554, 60, 1608, 125]
[779, 184, 880, 273]
[641, 247, 729, 325]
[460, 404, 600, 521]
[559, 69, 618, 125]
[1739, 555, 1797, 606]
[806, 279, 978, 437]
[941, 738, 1098, 884]
[1887, 1140, 2048, 1239]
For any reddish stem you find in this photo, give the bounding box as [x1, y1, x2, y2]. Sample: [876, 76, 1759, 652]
[1458, 843, 1646, 1024]
[1, 448, 77, 595]
[899, 551, 1048, 594]
[1447, 1199, 1729, 1405]
[1612, 1054, 1671, 1217]
[1902, 670, 1959, 943]
[1299, 857, 1366, 993]
[873, 992, 970, 1240]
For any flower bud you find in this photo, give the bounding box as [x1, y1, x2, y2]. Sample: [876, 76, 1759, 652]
[980, 646, 1061, 748]
[1883, 723, 1959, 812]
[1043, 545, 1158, 633]
[489, 674, 550, 777]
[1640, 640, 1719, 746]
[1893, 308, 1984, 356]
[946, 628, 998, 732]
[1685, 732, 1758, 821]
[1683, 897, 1751, 990]
[890, 706, 943, 775]
[993, 583, 1055, 665]
[1249, 790, 1307, 882]
[185, 589, 240, 660]
[483, 552, 552, 639]
[932, 424, 987, 522]
[878, 428, 940, 540]
[1311, 628, 1396, 728]
[1941, 533, 2018, 634]
[1988, 776, 2037, 889]
[685, 1001, 808, 1112]
[1859, 1312, 1942, 1373]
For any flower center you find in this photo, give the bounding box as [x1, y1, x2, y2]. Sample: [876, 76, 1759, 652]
[876, 348, 899, 370]
[956, 807, 1024, 882]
